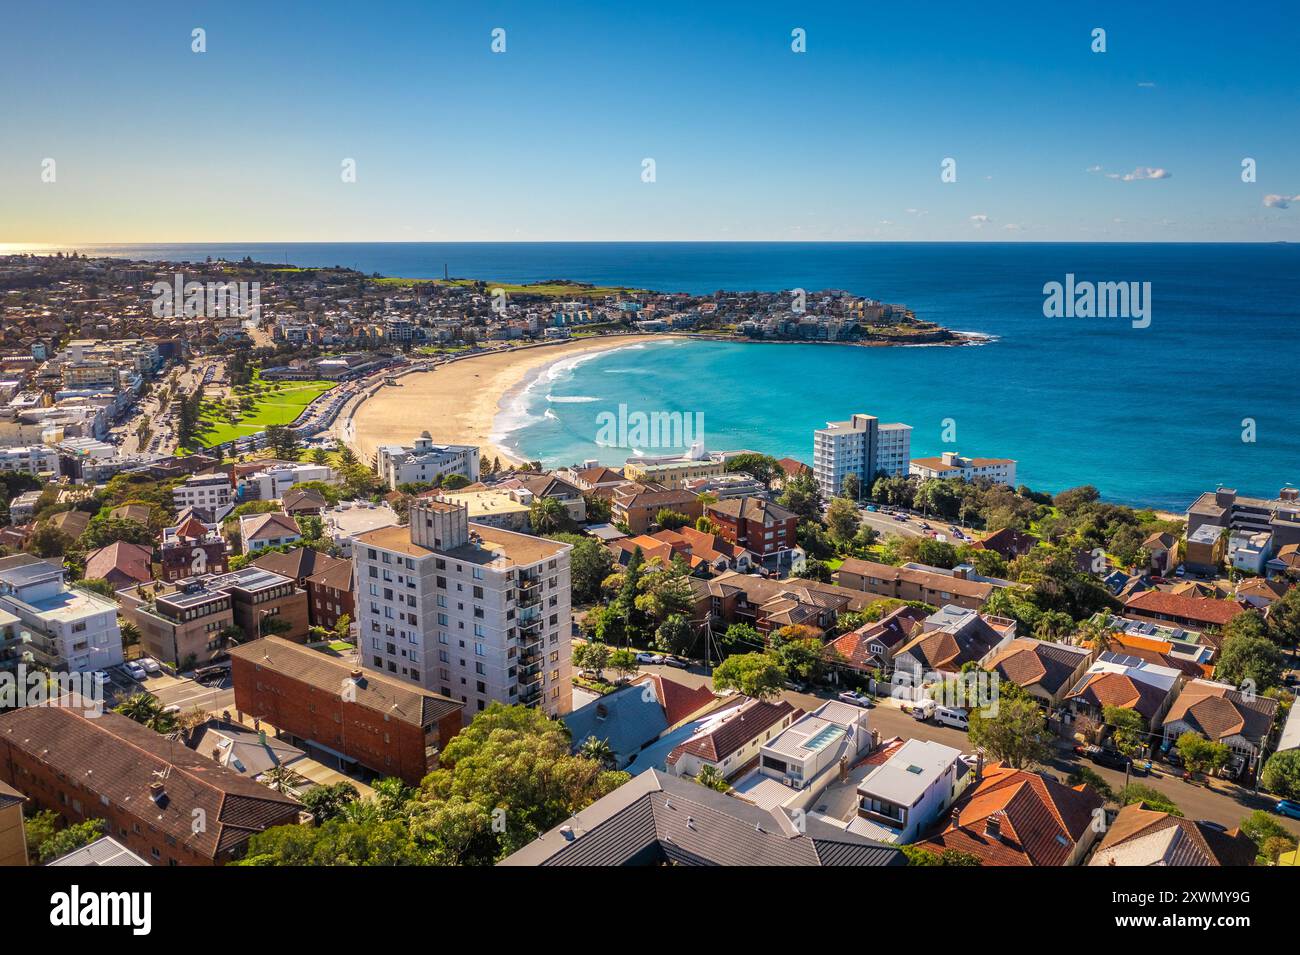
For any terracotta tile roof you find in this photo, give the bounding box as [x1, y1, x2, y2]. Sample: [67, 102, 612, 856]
[828, 606, 927, 668]
[1101, 634, 1212, 678]
[240, 511, 301, 542]
[83, 541, 154, 586]
[915, 763, 1101, 866]
[1162, 680, 1277, 745]
[229, 636, 462, 727]
[630, 674, 719, 728]
[984, 638, 1089, 696]
[250, 546, 349, 585]
[971, 527, 1037, 559]
[0, 706, 301, 862]
[665, 698, 798, 765]
[707, 496, 796, 524]
[1064, 672, 1170, 722]
[835, 558, 994, 601]
[1091, 803, 1257, 867]
[1124, 590, 1247, 627]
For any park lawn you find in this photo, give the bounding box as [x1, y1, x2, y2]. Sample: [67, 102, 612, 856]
[372, 276, 647, 298]
[194, 379, 334, 447]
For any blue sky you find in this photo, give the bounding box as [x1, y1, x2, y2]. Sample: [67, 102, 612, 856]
[3, 0, 1298, 242]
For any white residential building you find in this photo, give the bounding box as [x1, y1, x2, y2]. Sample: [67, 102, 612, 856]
[812, 413, 911, 499]
[238, 462, 337, 501]
[172, 473, 233, 513]
[353, 500, 573, 718]
[375, 433, 480, 490]
[0, 445, 59, 478]
[0, 556, 124, 673]
[909, 451, 1017, 487]
[852, 738, 972, 844]
[757, 700, 871, 791]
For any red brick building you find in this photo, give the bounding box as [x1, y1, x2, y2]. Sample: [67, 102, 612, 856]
[0, 706, 301, 866]
[705, 496, 798, 559]
[250, 547, 355, 631]
[229, 637, 464, 786]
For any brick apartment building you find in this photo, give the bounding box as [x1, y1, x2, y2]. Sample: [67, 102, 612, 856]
[251, 547, 355, 632]
[834, 558, 993, 611]
[611, 486, 702, 534]
[705, 496, 798, 560]
[0, 706, 300, 865]
[229, 636, 464, 785]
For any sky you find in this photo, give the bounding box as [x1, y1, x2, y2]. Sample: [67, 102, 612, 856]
[2, 0, 1298, 243]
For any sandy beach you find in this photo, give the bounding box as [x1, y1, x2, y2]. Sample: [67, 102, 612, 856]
[347, 334, 674, 468]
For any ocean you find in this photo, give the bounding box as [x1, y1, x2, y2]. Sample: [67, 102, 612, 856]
[32, 241, 1300, 511]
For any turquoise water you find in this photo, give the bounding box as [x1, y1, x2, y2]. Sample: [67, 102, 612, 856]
[42, 242, 1300, 510]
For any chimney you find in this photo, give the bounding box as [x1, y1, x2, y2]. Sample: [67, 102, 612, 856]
[984, 812, 1002, 840]
[210, 748, 222, 763]
[953, 566, 969, 580]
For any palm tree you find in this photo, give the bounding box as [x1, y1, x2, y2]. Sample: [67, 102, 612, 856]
[262, 765, 305, 795]
[695, 765, 729, 792]
[529, 496, 568, 535]
[578, 736, 616, 770]
[114, 693, 175, 733]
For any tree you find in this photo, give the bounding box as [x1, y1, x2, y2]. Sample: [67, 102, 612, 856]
[840, 472, 861, 502]
[608, 648, 639, 683]
[549, 534, 613, 604]
[1239, 810, 1295, 864]
[777, 470, 822, 523]
[769, 625, 832, 683]
[572, 640, 610, 681]
[265, 424, 301, 461]
[968, 694, 1050, 769]
[28, 524, 72, 558]
[1267, 586, 1300, 649]
[711, 652, 785, 700]
[723, 452, 780, 489]
[654, 614, 695, 657]
[653, 508, 691, 531]
[529, 496, 569, 536]
[1175, 732, 1230, 777]
[1066, 765, 1114, 803]
[35, 817, 107, 863]
[720, 622, 761, 651]
[793, 559, 833, 583]
[635, 573, 694, 627]
[1260, 749, 1300, 800]
[79, 516, 154, 550]
[694, 765, 730, 792]
[114, 692, 176, 732]
[826, 496, 859, 544]
[901, 845, 982, 866]
[1102, 705, 1147, 758]
[1118, 783, 1182, 816]
[1214, 625, 1285, 692]
[577, 736, 617, 770]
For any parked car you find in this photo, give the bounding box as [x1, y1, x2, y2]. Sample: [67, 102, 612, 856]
[663, 657, 688, 670]
[635, 652, 664, 665]
[919, 522, 931, 530]
[934, 706, 969, 730]
[90, 670, 110, 687]
[837, 691, 874, 709]
[138, 656, 162, 675]
[1198, 820, 1228, 833]
[1085, 745, 1131, 771]
[865, 505, 878, 512]
[1275, 800, 1300, 820]
[123, 661, 148, 681]
[909, 699, 937, 721]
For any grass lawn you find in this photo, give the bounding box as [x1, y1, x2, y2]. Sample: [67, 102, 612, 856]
[372, 277, 647, 298]
[194, 378, 334, 447]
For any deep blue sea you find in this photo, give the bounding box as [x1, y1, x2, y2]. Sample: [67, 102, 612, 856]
[36, 242, 1300, 511]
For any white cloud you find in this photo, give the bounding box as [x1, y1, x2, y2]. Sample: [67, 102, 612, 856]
[969, 214, 992, 228]
[1002, 223, 1022, 231]
[1119, 166, 1172, 181]
[1263, 194, 1300, 209]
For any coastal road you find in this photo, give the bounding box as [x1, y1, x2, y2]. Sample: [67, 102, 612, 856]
[854, 507, 980, 545]
[629, 660, 1300, 837]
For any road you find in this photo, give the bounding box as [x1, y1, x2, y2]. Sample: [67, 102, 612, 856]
[853, 507, 980, 545]
[147, 674, 236, 717]
[630, 660, 1300, 837]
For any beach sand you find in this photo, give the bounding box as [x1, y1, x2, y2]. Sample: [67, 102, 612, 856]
[347, 334, 673, 467]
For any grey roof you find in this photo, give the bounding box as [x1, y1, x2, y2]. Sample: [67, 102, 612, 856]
[47, 835, 150, 867]
[499, 769, 905, 867]
[564, 682, 669, 768]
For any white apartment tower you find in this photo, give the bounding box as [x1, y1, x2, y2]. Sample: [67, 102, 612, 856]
[813, 413, 912, 499]
[353, 500, 573, 719]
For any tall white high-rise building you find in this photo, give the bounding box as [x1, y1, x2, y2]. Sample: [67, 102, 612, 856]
[353, 501, 573, 719]
[813, 413, 912, 499]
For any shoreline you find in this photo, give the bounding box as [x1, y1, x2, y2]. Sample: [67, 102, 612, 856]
[347, 334, 677, 468]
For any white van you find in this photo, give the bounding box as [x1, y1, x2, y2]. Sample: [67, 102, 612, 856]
[908, 698, 937, 721]
[935, 706, 969, 730]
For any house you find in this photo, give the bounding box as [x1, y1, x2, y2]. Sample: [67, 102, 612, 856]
[610, 485, 702, 535]
[250, 547, 354, 631]
[827, 605, 928, 674]
[1143, 532, 1179, 577]
[82, 540, 154, 589]
[913, 762, 1103, 866]
[983, 638, 1093, 707]
[892, 605, 1016, 681]
[496, 473, 587, 523]
[0, 705, 301, 866]
[47, 508, 90, 542]
[238, 511, 302, 553]
[688, 570, 861, 635]
[229, 637, 464, 786]
[970, 527, 1037, 562]
[159, 510, 229, 581]
[558, 464, 625, 493]
[190, 719, 308, 782]
[835, 558, 993, 611]
[563, 673, 717, 771]
[0, 780, 26, 867]
[853, 738, 973, 844]
[499, 768, 905, 867]
[1184, 523, 1227, 574]
[1160, 679, 1278, 776]
[1266, 543, 1300, 581]
[1064, 653, 1183, 734]
[1123, 590, 1247, 631]
[1095, 632, 1214, 679]
[909, 451, 1016, 487]
[281, 487, 328, 517]
[1234, 576, 1288, 610]
[756, 700, 872, 791]
[608, 525, 756, 576]
[1089, 802, 1257, 867]
[109, 503, 154, 526]
[705, 496, 797, 561]
[664, 697, 800, 781]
